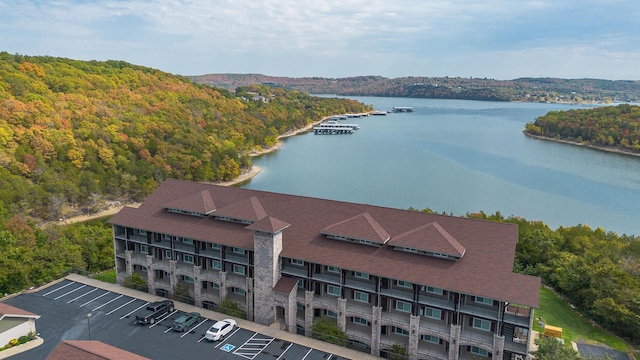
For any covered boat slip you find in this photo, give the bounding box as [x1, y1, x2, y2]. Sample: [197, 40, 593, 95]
[313, 126, 355, 134]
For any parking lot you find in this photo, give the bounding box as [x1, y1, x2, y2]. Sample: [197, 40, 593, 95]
[2, 278, 352, 360]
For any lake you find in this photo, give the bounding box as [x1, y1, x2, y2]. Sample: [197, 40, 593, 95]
[241, 97, 640, 236]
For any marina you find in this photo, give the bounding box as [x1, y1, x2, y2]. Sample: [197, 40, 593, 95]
[393, 106, 414, 112]
[313, 120, 360, 135]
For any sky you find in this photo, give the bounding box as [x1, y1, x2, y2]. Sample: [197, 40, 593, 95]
[1, 0, 639, 80]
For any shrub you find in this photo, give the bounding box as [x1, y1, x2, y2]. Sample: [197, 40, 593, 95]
[311, 317, 348, 347]
[217, 299, 246, 319]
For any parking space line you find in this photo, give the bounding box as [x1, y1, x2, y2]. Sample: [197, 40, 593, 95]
[66, 288, 98, 303]
[275, 343, 293, 360]
[180, 318, 207, 338]
[53, 284, 86, 300]
[149, 309, 178, 328]
[301, 348, 313, 359]
[42, 282, 73, 296]
[233, 333, 274, 360]
[106, 298, 137, 315]
[120, 301, 149, 320]
[214, 327, 241, 348]
[80, 291, 110, 307]
[164, 326, 173, 333]
[93, 294, 123, 311]
[326, 355, 333, 360]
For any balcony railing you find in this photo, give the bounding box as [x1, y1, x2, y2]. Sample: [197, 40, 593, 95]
[312, 295, 339, 311]
[504, 338, 528, 353]
[152, 258, 171, 271]
[151, 239, 172, 249]
[224, 252, 249, 265]
[131, 252, 149, 264]
[459, 328, 494, 347]
[200, 269, 221, 282]
[198, 249, 221, 259]
[127, 234, 147, 243]
[281, 265, 307, 277]
[418, 294, 456, 311]
[459, 303, 499, 320]
[152, 277, 170, 288]
[310, 272, 340, 285]
[345, 301, 372, 317]
[417, 342, 449, 360]
[174, 242, 195, 253]
[380, 287, 414, 302]
[418, 318, 450, 338]
[344, 323, 371, 343]
[175, 261, 195, 275]
[226, 272, 247, 287]
[380, 309, 411, 326]
[344, 278, 376, 292]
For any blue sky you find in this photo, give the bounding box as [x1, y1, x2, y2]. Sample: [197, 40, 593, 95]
[1, 0, 638, 80]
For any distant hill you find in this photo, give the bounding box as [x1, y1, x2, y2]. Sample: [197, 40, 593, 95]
[0, 53, 369, 222]
[192, 74, 640, 103]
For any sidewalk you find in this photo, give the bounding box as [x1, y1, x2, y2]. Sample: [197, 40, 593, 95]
[65, 273, 382, 360]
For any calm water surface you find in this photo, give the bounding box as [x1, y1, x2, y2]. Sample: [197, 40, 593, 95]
[241, 97, 640, 236]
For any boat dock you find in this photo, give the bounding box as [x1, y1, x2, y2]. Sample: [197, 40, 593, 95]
[314, 120, 360, 135]
[393, 106, 414, 112]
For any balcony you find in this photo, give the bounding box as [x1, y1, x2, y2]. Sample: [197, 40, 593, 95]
[380, 309, 411, 327]
[152, 258, 171, 271]
[226, 272, 247, 287]
[417, 341, 449, 360]
[127, 234, 147, 243]
[175, 261, 195, 275]
[151, 239, 171, 249]
[224, 252, 249, 265]
[281, 265, 307, 277]
[174, 242, 195, 253]
[344, 278, 376, 292]
[152, 276, 170, 289]
[504, 305, 532, 327]
[418, 318, 450, 338]
[312, 295, 339, 311]
[418, 294, 456, 311]
[310, 272, 340, 285]
[380, 287, 413, 302]
[504, 338, 528, 353]
[345, 300, 373, 317]
[344, 322, 371, 343]
[201, 288, 220, 304]
[459, 328, 494, 348]
[200, 268, 221, 282]
[199, 248, 221, 259]
[130, 252, 149, 265]
[459, 303, 499, 320]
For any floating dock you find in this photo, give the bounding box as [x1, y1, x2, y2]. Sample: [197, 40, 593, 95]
[393, 107, 414, 112]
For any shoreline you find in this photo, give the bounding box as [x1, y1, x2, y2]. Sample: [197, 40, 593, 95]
[523, 132, 640, 158]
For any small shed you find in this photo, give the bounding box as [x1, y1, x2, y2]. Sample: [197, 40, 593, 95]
[0, 303, 40, 347]
[543, 325, 563, 339]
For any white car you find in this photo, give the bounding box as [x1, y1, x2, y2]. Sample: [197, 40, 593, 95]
[205, 319, 237, 341]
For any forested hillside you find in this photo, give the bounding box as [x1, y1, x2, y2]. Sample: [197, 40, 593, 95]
[0, 53, 369, 222]
[524, 104, 640, 154]
[192, 74, 640, 103]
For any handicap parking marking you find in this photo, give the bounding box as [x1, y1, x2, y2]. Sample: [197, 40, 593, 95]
[79, 291, 110, 307]
[120, 301, 150, 320]
[42, 281, 74, 297]
[220, 343, 235, 352]
[53, 284, 86, 300]
[214, 327, 241, 348]
[66, 287, 99, 303]
[233, 333, 275, 360]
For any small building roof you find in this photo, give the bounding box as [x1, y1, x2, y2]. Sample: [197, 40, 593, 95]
[164, 190, 216, 215]
[46, 340, 150, 360]
[245, 216, 290, 234]
[0, 303, 40, 320]
[390, 221, 466, 257]
[321, 212, 390, 244]
[213, 196, 266, 223]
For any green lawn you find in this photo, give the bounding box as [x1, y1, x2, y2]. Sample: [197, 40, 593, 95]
[91, 269, 117, 283]
[533, 286, 630, 352]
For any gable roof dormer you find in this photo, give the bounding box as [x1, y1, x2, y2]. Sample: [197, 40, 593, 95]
[389, 221, 465, 260]
[321, 212, 390, 247]
[213, 196, 267, 224]
[164, 190, 216, 217]
[245, 216, 290, 234]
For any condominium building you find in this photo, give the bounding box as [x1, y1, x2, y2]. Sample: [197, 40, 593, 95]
[111, 179, 540, 360]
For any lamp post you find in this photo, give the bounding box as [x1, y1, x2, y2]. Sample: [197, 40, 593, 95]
[87, 313, 92, 340]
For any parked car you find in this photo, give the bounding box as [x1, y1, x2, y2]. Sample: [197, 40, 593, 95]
[172, 312, 200, 332]
[134, 300, 174, 325]
[204, 319, 237, 341]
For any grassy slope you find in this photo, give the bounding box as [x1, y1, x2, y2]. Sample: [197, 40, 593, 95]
[533, 287, 630, 352]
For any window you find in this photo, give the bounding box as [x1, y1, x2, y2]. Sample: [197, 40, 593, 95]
[353, 317, 368, 326]
[354, 271, 369, 280]
[396, 280, 412, 288]
[327, 285, 340, 296]
[183, 254, 194, 264]
[163, 234, 171, 241]
[233, 287, 246, 295]
[359, 239, 372, 245]
[394, 327, 409, 336]
[426, 286, 443, 295]
[471, 346, 489, 357]
[165, 250, 172, 259]
[404, 247, 418, 253]
[353, 291, 369, 303]
[232, 247, 246, 254]
[421, 306, 442, 319]
[233, 264, 246, 275]
[291, 258, 305, 266]
[475, 296, 493, 305]
[473, 318, 491, 331]
[326, 266, 339, 273]
[297, 279, 304, 288]
[212, 260, 221, 270]
[396, 300, 411, 313]
[326, 310, 337, 318]
[139, 230, 147, 235]
[297, 303, 304, 310]
[182, 275, 194, 283]
[182, 238, 193, 244]
[140, 245, 148, 254]
[211, 243, 220, 249]
[421, 335, 440, 344]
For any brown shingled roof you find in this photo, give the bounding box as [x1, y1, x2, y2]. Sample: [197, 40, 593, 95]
[110, 179, 540, 307]
[273, 276, 299, 294]
[246, 216, 290, 234]
[390, 221, 466, 257]
[46, 340, 150, 360]
[213, 195, 266, 222]
[0, 303, 40, 319]
[321, 212, 390, 244]
[164, 189, 215, 215]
